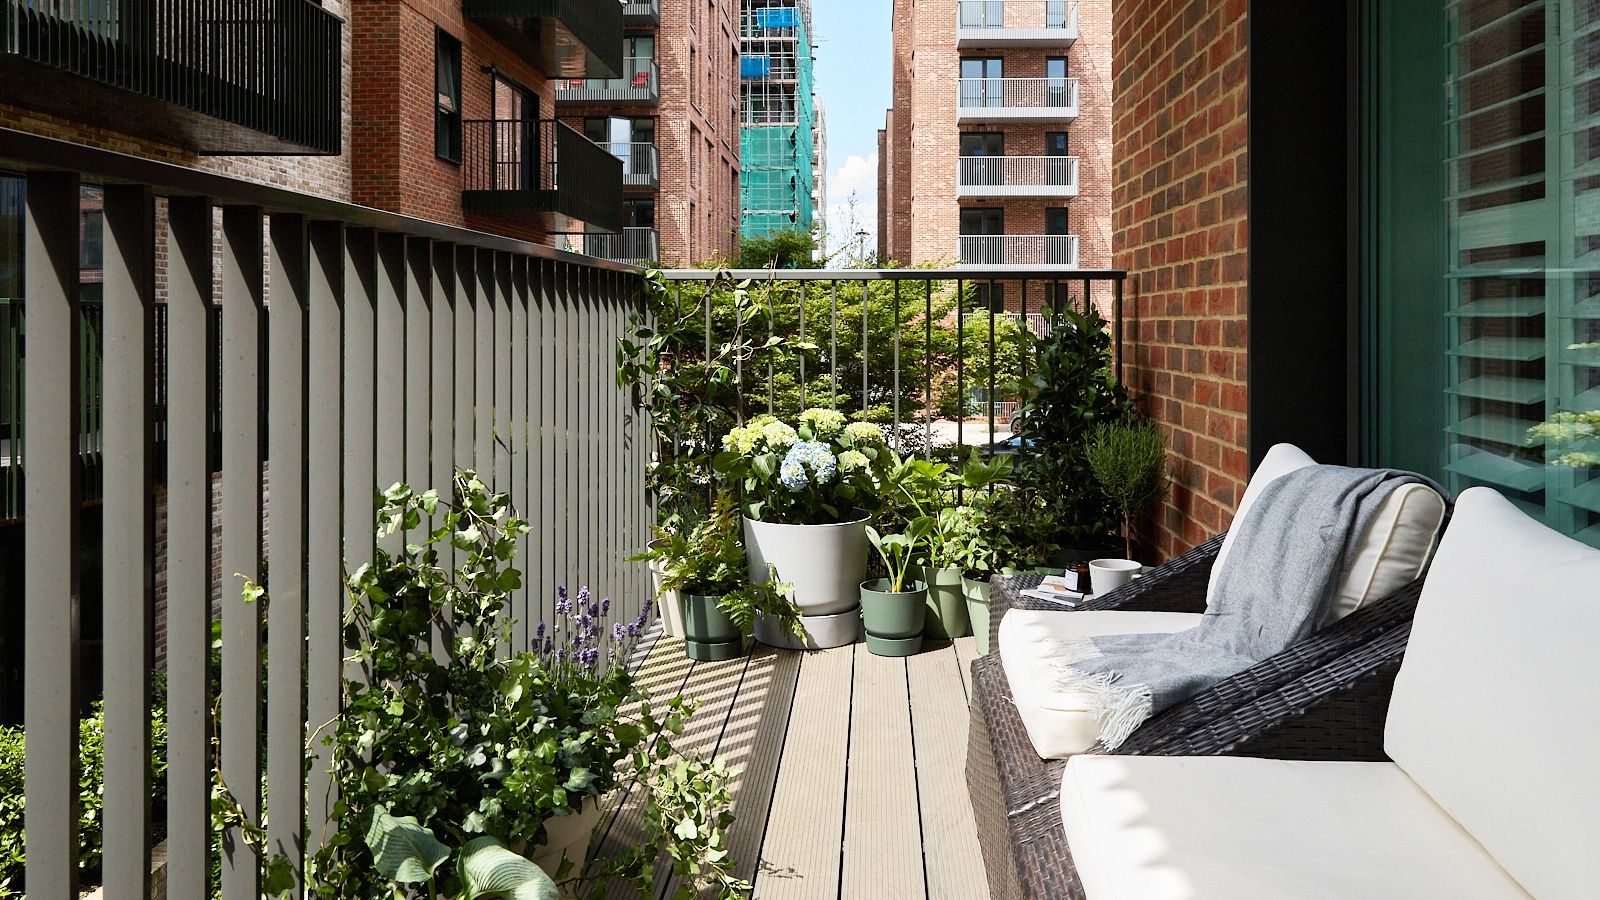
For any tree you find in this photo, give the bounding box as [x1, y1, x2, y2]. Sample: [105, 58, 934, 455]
[737, 228, 818, 269]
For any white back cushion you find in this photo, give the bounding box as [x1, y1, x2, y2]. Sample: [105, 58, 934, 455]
[1385, 487, 1600, 900]
[1207, 444, 1446, 620]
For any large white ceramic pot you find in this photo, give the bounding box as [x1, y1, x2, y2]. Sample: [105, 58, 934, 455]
[645, 539, 684, 639]
[744, 514, 869, 649]
[529, 800, 603, 881]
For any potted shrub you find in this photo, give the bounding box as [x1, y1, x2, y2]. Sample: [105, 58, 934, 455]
[945, 496, 1037, 657]
[713, 408, 892, 649]
[650, 491, 802, 660]
[860, 518, 934, 656]
[1085, 419, 1170, 562]
[921, 506, 974, 640]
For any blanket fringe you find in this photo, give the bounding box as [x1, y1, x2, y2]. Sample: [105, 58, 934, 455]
[1039, 661, 1153, 751]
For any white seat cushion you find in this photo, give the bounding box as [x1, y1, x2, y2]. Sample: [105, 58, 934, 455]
[1060, 755, 1530, 900]
[1206, 443, 1446, 621]
[999, 609, 1200, 758]
[1384, 487, 1600, 900]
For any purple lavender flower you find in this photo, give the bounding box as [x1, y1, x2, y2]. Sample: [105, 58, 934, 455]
[600, 596, 611, 615]
[611, 622, 626, 643]
[555, 586, 571, 617]
[535, 621, 546, 640]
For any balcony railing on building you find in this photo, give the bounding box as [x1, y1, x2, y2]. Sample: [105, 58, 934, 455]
[0, 0, 341, 153]
[555, 57, 659, 105]
[569, 227, 660, 265]
[461, 118, 624, 233]
[461, 0, 623, 78]
[957, 77, 1079, 122]
[622, 0, 660, 25]
[605, 142, 659, 189]
[957, 155, 1080, 197]
[955, 0, 1078, 46]
[958, 234, 1079, 268]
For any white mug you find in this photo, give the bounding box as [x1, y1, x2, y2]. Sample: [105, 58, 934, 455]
[1089, 558, 1142, 596]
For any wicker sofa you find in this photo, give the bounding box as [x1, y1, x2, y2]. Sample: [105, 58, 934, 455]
[966, 538, 1423, 900]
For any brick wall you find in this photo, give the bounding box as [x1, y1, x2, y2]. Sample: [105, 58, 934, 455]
[1113, 0, 1249, 560]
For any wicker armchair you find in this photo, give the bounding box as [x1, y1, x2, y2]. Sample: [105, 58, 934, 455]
[966, 536, 1424, 900]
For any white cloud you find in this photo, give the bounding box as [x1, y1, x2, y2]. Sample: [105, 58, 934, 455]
[824, 153, 878, 263]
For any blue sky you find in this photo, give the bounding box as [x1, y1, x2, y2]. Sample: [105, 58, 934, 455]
[812, 0, 890, 259]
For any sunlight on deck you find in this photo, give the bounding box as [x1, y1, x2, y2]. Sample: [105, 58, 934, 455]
[592, 634, 990, 898]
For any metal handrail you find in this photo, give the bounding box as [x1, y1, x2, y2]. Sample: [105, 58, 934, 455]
[560, 56, 658, 92]
[603, 142, 659, 178]
[958, 76, 1079, 109]
[956, 0, 1078, 30]
[956, 234, 1080, 268]
[958, 155, 1080, 187]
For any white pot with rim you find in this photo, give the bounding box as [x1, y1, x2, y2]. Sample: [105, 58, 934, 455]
[743, 513, 868, 649]
[646, 538, 684, 638]
[529, 800, 603, 880]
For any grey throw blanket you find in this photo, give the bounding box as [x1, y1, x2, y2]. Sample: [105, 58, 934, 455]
[1040, 465, 1447, 750]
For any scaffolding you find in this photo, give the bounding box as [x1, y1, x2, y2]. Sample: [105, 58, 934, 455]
[739, 0, 817, 240]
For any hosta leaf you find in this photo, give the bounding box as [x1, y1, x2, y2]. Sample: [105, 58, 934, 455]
[460, 836, 559, 900]
[364, 807, 449, 884]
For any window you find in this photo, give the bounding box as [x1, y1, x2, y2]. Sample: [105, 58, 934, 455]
[80, 210, 103, 269]
[1045, 207, 1069, 235]
[435, 30, 462, 163]
[961, 207, 1004, 235]
[961, 208, 1005, 266]
[960, 132, 1004, 155]
[960, 58, 1003, 107]
[624, 198, 655, 229]
[1046, 57, 1070, 108]
[1045, 132, 1068, 155]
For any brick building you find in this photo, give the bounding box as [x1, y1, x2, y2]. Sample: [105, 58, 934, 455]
[556, 0, 744, 267]
[877, 0, 1111, 275]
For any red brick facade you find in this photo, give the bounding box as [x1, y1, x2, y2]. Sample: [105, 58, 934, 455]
[878, 0, 1112, 274]
[1114, 0, 1249, 559]
[556, 0, 742, 266]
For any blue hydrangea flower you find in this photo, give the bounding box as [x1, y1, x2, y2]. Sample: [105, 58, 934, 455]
[781, 440, 838, 492]
[779, 457, 807, 491]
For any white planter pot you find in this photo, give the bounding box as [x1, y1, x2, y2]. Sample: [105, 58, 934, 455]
[529, 800, 602, 880]
[646, 540, 684, 639]
[743, 514, 869, 617]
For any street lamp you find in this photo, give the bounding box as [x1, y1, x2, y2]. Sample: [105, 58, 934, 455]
[854, 229, 869, 265]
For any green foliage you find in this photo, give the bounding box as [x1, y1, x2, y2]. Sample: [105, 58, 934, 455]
[1010, 306, 1136, 549]
[867, 517, 933, 593]
[1086, 420, 1170, 558]
[713, 409, 891, 525]
[737, 228, 818, 270]
[0, 684, 169, 897]
[362, 807, 559, 899]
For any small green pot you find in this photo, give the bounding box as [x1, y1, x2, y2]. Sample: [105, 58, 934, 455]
[924, 566, 970, 640]
[681, 593, 745, 661]
[859, 578, 927, 657]
[960, 575, 993, 656]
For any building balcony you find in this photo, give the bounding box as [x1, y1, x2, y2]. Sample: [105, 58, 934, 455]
[956, 155, 1080, 197]
[956, 0, 1078, 47]
[461, 118, 624, 233]
[0, 0, 341, 153]
[461, 0, 622, 79]
[622, 0, 660, 25]
[556, 57, 658, 105]
[569, 227, 660, 264]
[957, 233, 1079, 268]
[604, 142, 659, 190]
[956, 77, 1079, 122]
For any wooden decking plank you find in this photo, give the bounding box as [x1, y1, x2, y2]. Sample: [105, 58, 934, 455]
[601, 647, 753, 899]
[590, 635, 696, 853]
[752, 646, 854, 900]
[953, 634, 981, 701]
[840, 644, 926, 899]
[908, 645, 989, 899]
[657, 644, 801, 898]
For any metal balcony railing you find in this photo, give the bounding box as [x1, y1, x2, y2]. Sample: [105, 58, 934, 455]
[571, 227, 660, 264]
[461, 0, 623, 78]
[622, 0, 660, 23]
[957, 234, 1080, 268]
[461, 118, 624, 231]
[603, 142, 660, 188]
[956, 0, 1079, 45]
[556, 56, 659, 104]
[0, 0, 342, 153]
[957, 156, 1080, 196]
[957, 77, 1079, 121]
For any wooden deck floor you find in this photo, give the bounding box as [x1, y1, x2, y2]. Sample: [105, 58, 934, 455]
[591, 632, 991, 899]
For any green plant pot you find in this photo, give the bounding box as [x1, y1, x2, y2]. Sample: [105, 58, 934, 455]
[859, 579, 927, 657]
[923, 566, 970, 640]
[681, 593, 745, 661]
[960, 575, 993, 656]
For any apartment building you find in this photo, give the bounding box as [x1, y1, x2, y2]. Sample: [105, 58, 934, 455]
[878, 0, 1110, 279]
[556, 0, 744, 266]
[740, 0, 819, 242]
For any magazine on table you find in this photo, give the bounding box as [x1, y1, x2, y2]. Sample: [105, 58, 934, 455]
[1019, 574, 1085, 606]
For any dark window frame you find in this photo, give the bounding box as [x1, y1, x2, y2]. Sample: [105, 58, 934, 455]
[435, 29, 463, 164]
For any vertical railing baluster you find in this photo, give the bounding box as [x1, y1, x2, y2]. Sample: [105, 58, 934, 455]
[829, 279, 838, 409]
[475, 249, 495, 484]
[341, 228, 378, 683]
[305, 220, 345, 856]
[893, 279, 901, 454]
[219, 205, 265, 900]
[404, 238, 433, 518]
[266, 213, 309, 895]
[374, 233, 406, 524]
[988, 280, 997, 460]
[538, 259, 559, 629]
[861, 279, 869, 414]
[429, 243, 457, 662]
[510, 255, 531, 644]
[23, 171, 81, 898]
[100, 184, 155, 900]
[925, 278, 933, 461]
[454, 246, 476, 486]
[554, 262, 572, 597]
[798, 279, 806, 408]
[491, 252, 513, 654]
[957, 278, 965, 465]
[164, 195, 215, 899]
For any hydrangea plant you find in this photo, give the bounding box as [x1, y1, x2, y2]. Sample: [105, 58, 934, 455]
[713, 409, 891, 524]
[1528, 409, 1600, 469]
